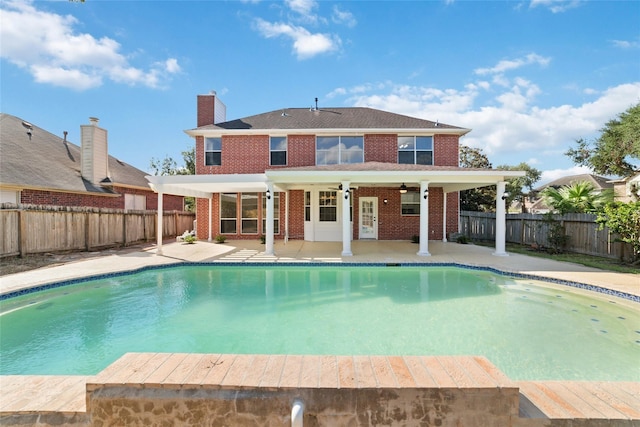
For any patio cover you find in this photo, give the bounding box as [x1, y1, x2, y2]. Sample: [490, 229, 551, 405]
[146, 163, 525, 257]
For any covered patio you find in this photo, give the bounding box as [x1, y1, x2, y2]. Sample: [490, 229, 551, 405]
[146, 164, 525, 258]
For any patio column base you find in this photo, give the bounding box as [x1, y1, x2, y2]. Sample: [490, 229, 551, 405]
[417, 251, 431, 256]
[341, 250, 353, 256]
[492, 251, 509, 257]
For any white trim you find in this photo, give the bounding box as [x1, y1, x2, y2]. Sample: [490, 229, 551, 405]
[185, 127, 471, 138]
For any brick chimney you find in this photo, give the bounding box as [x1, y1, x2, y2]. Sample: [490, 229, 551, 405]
[80, 117, 110, 185]
[197, 91, 226, 127]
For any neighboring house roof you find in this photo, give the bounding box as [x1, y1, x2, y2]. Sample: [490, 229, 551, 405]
[188, 107, 469, 135]
[0, 113, 150, 194]
[534, 174, 613, 192]
[528, 173, 613, 212]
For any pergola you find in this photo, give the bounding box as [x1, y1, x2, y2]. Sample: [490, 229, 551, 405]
[146, 165, 525, 257]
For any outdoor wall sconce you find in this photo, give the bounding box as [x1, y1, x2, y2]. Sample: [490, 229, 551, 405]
[423, 189, 429, 199]
[266, 189, 271, 200]
[399, 183, 407, 194]
[344, 189, 350, 199]
[501, 192, 510, 200]
[383, 198, 388, 205]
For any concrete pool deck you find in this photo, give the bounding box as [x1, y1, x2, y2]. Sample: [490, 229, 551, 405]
[1, 240, 639, 426]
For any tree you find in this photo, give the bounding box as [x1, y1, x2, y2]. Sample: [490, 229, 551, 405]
[497, 162, 542, 212]
[459, 145, 495, 211]
[150, 146, 196, 176]
[149, 146, 196, 211]
[596, 201, 640, 264]
[541, 181, 612, 214]
[566, 103, 640, 177]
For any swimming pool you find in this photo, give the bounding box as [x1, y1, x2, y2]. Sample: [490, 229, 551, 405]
[1, 264, 638, 381]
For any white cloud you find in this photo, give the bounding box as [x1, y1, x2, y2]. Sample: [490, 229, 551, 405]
[529, 0, 583, 13]
[332, 5, 357, 28]
[254, 18, 340, 59]
[0, 0, 180, 90]
[611, 39, 640, 49]
[474, 53, 550, 76]
[285, 0, 317, 17]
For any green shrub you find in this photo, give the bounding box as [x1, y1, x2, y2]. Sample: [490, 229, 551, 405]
[215, 235, 227, 244]
[456, 235, 469, 244]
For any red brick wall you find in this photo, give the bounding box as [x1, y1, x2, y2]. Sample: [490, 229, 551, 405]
[434, 134, 459, 166]
[197, 95, 216, 127]
[287, 135, 316, 167]
[20, 187, 184, 212]
[364, 134, 397, 163]
[287, 190, 305, 239]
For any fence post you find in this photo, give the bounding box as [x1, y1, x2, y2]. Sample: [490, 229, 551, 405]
[85, 212, 91, 251]
[18, 209, 26, 258]
[122, 211, 127, 247]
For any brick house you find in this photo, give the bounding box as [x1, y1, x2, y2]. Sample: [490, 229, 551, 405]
[147, 93, 523, 256]
[0, 113, 183, 211]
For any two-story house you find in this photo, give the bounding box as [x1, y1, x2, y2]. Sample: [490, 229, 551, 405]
[147, 92, 524, 256]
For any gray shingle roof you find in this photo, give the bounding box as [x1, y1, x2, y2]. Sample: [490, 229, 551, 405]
[0, 113, 150, 194]
[534, 174, 613, 192]
[196, 107, 465, 131]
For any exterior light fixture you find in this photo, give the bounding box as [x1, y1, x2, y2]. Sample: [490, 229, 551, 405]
[344, 189, 350, 200]
[423, 189, 429, 199]
[266, 189, 271, 200]
[399, 183, 408, 194]
[383, 198, 388, 204]
[501, 192, 510, 200]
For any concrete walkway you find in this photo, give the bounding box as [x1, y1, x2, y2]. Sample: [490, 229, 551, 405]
[2, 239, 638, 299]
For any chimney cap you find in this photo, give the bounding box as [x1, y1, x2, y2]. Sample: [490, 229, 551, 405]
[89, 117, 99, 125]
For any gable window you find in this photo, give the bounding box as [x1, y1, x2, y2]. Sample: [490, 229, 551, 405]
[401, 191, 420, 215]
[398, 136, 433, 165]
[205, 137, 222, 166]
[318, 191, 337, 221]
[270, 136, 287, 166]
[262, 192, 280, 234]
[316, 136, 364, 165]
[220, 193, 237, 233]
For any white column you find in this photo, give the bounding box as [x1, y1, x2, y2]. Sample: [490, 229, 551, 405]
[265, 182, 275, 256]
[417, 181, 431, 256]
[341, 181, 352, 256]
[493, 181, 508, 256]
[207, 196, 212, 242]
[284, 190, 289, 244]
[442, 191, 448, 242]
[156, 190, 164, 255]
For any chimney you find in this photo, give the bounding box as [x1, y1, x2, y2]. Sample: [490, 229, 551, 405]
[197, 91, 226, 127]
[80, 117, 110, 185]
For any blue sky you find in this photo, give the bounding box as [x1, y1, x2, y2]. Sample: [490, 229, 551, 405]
[1, 0, 639, 184]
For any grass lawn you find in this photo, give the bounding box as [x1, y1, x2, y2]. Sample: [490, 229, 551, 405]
[475, 241, 639, 275]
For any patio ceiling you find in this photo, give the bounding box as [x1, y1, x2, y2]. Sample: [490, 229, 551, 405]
[146, 163, 525, 197]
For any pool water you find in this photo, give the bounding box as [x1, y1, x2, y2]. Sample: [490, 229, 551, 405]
[1, 265, 638, 381]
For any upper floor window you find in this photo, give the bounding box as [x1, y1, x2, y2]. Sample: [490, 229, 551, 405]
[398, 136, 433, 165]
[205, 137, 221, 166]
[270, 136, 287, 166]
[316, 136, 364, 165]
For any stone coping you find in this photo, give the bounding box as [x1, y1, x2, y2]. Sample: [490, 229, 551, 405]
[2, 261, 639, 303]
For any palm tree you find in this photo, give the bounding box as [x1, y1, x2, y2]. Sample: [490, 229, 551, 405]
[541, 181, 612, 214]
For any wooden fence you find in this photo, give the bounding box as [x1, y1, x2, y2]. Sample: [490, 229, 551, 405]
[0, 204, 195, 258]
[459, 211, 633, 261]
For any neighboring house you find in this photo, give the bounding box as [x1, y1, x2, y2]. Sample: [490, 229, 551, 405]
[0, 113, 183, 211]
[609, 172, 640, 202]
[147, 93, 524, 256]
[528, 174, 613, 214]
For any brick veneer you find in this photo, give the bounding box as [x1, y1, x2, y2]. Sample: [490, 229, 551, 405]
[20, 187, 184, 211]
[194, 106, 462, 241]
